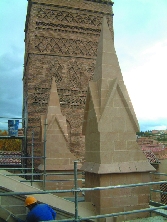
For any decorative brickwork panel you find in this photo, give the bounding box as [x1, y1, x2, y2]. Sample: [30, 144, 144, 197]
[34, 36, 98, 57]
[36, 7, 103, 26]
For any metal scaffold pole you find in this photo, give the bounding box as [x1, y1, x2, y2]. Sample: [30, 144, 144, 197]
[74, 161, 78, 221]
[31, 131, 34, 186]
[43, 119, 47, 191]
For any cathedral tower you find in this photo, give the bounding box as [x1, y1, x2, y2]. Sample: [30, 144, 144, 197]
[23, 0, 114, 163]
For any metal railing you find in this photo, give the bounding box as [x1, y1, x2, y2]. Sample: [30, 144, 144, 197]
[0, 117, 167, 221]
[0, 161, 167, 221]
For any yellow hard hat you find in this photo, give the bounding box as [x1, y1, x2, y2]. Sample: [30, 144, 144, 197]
[25, 196, 37, 206]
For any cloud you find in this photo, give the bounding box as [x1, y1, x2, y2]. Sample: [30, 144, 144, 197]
[0, 49, 23, 129]
[113, 0, 167, 131]
[0, 0, 27, 130]
[139, 118, 167, 131]
[121, 39, 167, 121]
[0, 0, 27, 56]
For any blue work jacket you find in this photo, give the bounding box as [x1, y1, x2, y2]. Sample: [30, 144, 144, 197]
[26, 204, 56, 222]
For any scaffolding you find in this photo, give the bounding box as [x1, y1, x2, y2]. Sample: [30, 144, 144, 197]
[0, 118, 167, 221]
[0, 161, 167, 221]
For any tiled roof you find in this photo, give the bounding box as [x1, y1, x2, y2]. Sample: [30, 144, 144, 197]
[143, 151, 160, 164]
[156, 153, 167, 160]
[0, 151, 21, 166]
[141, 143, 165, 152]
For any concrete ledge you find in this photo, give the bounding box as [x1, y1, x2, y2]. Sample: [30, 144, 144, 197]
[0, 170, 96, 220]
[38, 164, 82, 171]
[81, 161, 155, 174]
[0, 206, 17, 222]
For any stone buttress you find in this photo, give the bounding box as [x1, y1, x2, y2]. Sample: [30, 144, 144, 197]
[38, 77, 81, 197]
[81, 17, 155, 221]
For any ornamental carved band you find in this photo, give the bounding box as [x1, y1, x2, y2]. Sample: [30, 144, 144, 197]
[34, 36, 98, 57]
[33, 6, 113, 35]
[36, 8, 103, 27]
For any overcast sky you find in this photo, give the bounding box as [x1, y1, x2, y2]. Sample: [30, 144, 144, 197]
[0, 0, 167, 131]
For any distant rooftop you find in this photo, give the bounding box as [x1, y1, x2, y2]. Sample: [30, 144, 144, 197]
[0, 151, 21, 166]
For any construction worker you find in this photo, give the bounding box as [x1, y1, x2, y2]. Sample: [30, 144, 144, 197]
[17, 196, 56, 222]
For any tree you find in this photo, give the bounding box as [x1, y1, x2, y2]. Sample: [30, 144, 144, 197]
[0, 130, 22, 151]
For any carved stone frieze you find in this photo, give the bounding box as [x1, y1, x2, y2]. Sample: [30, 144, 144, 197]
[31, 5, 113, 36]
[34, 36, 98, 57]
[36, 7, 103, 27]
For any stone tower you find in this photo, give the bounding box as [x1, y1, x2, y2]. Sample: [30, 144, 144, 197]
[23, 0, 114, 164]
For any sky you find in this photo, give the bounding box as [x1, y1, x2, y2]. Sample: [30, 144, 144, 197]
[0, 0, 167, 131]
